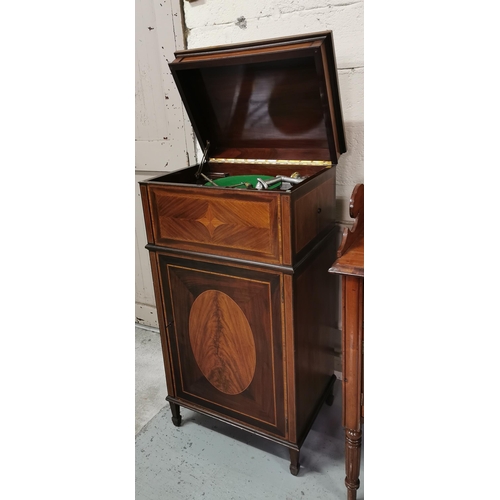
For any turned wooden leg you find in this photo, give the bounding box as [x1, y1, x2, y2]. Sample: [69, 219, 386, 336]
[289, 448, 300, 476]
[169, 402, 182, 427]
[341, 275, 363, 499]
[345, 428, 361, 500]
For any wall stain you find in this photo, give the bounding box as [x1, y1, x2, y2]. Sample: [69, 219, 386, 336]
[235, 16, 247, 29]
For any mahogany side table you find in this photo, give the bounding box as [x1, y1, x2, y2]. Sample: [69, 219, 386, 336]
[329, 184, 364, 500]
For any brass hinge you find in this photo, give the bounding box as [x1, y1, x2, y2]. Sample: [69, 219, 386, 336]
[209, 157, 333, 167]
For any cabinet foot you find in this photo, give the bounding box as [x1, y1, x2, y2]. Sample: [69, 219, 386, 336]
[169, 402, 182, 427]
[289, 448, 300, 476]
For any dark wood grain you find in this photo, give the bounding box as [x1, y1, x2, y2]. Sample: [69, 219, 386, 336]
[173, 31, 332, 56]
[172, 30, 346, 158]
[294, 234, 337, 441]
[148, 251, 175, 397]
[293, 175, 335, 255]
[174, 40, 318, 63]
[189, 290, 257, 395]
[149, 185, 282, 264]
[159, 255, 287, 438]
[282, 273, 296, 444]
[319, 37, 346, 157]
[169, 32, 345, 164]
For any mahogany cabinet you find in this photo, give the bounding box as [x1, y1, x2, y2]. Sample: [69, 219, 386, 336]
[139, 31, 346, 475]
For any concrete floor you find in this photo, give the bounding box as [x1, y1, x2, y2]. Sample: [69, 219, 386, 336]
[135, 325, 168, 435]
[135, 325, 364, 500]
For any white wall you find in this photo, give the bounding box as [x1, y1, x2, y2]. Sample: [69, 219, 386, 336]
[135, 0, 197, 327]
[182, 0, 364, 221]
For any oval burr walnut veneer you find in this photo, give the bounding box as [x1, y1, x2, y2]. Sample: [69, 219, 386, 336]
[140, 31, 346, 477]
[189, 290, 257, 395]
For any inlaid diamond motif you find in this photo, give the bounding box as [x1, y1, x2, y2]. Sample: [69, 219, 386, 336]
[196, 204, 225, 237]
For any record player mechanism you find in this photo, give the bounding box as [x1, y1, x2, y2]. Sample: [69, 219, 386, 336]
[203, 172, 306, 190]
[196, 141, 306, 190]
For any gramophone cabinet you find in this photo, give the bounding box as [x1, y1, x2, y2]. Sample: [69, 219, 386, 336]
[139, 31, 346, 475]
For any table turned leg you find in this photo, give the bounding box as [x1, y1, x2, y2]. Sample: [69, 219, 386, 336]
[169, 402, 182, 427]
[289, 448, 300, 476]
[341, 275, 364, 500]
[345, 428, 361, 499]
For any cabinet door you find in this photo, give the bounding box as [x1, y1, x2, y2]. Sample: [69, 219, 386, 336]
[158, 255, 286, 438]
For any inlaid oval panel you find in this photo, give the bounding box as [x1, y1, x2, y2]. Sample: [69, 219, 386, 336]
[189, 290, 256, 395]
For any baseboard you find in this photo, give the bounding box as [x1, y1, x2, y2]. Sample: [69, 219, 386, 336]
[135, 302, 159, 328]
[135, 322, 160, 334]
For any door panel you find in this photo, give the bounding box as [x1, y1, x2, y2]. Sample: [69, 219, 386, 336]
[159, 255, 286, 437]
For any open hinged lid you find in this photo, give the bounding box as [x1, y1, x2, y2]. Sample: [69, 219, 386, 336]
[169, 31, 346, 166]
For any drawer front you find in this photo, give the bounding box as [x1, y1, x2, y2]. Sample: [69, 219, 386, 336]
[149, 187, 281, 264]
[293, 176, 335, 255]
[159, 255, 286, 438]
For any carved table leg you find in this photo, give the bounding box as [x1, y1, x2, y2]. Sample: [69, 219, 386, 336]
[169, 402, 182, 427]
[345, 428, 361, 499]
[289, 448, 300, 476]
[341, 275, 364, 500]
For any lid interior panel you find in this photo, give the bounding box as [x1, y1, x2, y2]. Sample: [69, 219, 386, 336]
[173, 56, 332, 161]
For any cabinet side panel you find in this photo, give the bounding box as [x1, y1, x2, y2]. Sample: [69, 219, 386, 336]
[294, 235, 337, 440]
[293, 173, 335, 256]
[281, 195, 292, 266]
[149, 251, 176, 396]
[283, 273, 296, 443]
[140, 184, 154, 244]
